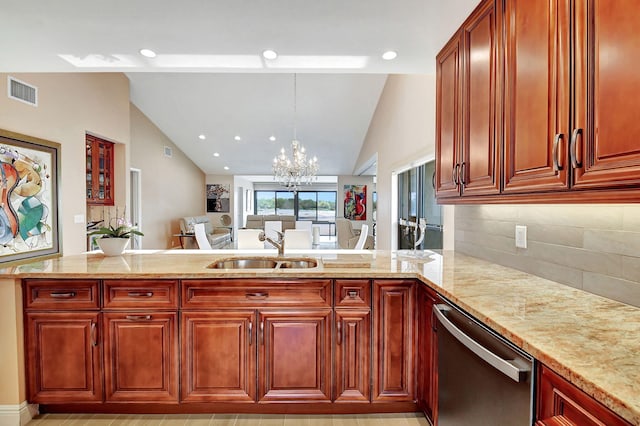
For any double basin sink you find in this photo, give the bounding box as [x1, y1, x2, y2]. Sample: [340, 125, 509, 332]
[208, 256, 318, 269]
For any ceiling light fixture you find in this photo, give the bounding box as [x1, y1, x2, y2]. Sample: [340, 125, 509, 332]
[234, 135, 241, 141]
[139, 48, 157, 58]
[198, 134, 206, 140]
[262, 49, 278, 60]
[382, 50, 397, 60]
[223, 166, 229, 170]
[272, 73, 319, 192]
[213, 152, 220, 157]
[269, 136, 276, 142]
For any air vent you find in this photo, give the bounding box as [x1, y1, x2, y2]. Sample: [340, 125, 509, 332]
[8, 76, 37, 106]
[164, 146, 173, 158]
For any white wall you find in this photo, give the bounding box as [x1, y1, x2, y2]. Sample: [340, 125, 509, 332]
[354, 74, 438, 249]
[233, 175, 255, 232]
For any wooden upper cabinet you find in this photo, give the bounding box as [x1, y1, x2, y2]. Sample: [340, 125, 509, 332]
[436, 31, 463, 198]
[86, 134, 114, 206]
[436, 0, 500, 199]
[460, 0, 501, 196]
[503, 0, 571, 193]
[572, 0, 640, 189]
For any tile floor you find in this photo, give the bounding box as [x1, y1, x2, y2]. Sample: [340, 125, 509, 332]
[28, 413, 430, 426]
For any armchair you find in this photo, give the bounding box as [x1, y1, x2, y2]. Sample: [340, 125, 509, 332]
[336, 218, 374, 249]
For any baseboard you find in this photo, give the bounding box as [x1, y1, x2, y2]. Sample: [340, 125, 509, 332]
[0, 402, 38, 426]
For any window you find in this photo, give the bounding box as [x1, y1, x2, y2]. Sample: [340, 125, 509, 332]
[254, 190, 337, 234]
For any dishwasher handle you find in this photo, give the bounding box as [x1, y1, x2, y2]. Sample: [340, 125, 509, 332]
[433, 304, 530, 383]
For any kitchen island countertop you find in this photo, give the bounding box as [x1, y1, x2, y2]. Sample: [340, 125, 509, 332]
[6, 249, 640, 424]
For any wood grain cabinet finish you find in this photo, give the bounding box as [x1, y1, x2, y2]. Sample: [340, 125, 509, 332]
[25, 312, 102, 403]
[536, 364, 632, 426]
[258, 309, 332, 403]
[103, 312, 179, 402]
[334, 309, 371, 403]
[24, 279, 99, 310]
[372, 280, 415, 402]
[103, 279, 178, 310]
[181, 311, 256, 403]
[416, 285, 438, 422]
[335, 279, 371, 308]
[436, 0, 500, 199]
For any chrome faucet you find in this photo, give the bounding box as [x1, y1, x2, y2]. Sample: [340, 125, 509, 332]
[259, 230, 285, 256]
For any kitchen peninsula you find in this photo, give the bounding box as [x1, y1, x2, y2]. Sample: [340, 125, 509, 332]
[3, 250, 639, 425]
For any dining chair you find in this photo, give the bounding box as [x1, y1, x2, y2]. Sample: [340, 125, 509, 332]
[194, 223, 212, 250]
[237, 229, 264, 249]
[284, 229, 313, 250]
[354, 224, 369, 250]
[263, 220, 282, 248]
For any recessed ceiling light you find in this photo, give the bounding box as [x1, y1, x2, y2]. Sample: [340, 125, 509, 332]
[213, 152, 220, 157]
[382, 50, 397, 60]
[223, 166, 230, 170]
[139, 48, 157, 58]
[269, 136, 276, 142]
[198, 134, 206, 140]
[234, 135, 241, 141]
[262, 50, 278, 60]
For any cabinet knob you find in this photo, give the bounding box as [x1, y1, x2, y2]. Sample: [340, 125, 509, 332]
[347, 290, 359, 298]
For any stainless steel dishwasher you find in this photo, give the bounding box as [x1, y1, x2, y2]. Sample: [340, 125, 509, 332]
[433, 301, 534, 425]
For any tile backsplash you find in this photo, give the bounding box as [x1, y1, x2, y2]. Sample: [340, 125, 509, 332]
[454, 204, 640, 307]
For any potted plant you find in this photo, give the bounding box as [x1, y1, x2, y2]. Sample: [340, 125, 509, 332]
[89, 217, 144, 256]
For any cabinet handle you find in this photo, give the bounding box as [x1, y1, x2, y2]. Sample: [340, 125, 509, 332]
[570, 128, 583, 169]
[127, 291, 153, 298]
[90, 322, 98, 347]
[347, 290, 358, 298]
[260, 321, 264, 345]
[50, 292, 76, 298]
[125, 315, 152, 321]
[337, 320, 342, 345]
[431, 171, 436, 190]
[453, 163, 460, 185]
[460, 162, 467, 186]
[552, 133, 564, 172]
[248, 321, 253, 345]
[246, 292, 269, 299]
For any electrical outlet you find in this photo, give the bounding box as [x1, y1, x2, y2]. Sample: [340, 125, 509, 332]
[515, 225, 527, 249]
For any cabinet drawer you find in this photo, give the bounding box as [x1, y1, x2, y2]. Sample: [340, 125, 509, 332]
[103, 280, 178, 310]
[335, 279, 371, 308]
[182, 279, 332, 308]
[24, 279, 100, 310]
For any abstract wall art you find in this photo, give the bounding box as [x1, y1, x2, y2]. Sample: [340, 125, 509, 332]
[344, 184, 366, 221]
[206, 183, 230, 213]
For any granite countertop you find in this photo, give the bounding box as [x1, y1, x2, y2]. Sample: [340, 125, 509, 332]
[5, 249, 639, 424]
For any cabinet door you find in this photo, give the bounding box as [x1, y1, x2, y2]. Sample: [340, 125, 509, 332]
[503, 0, 571, 193]
[571, 0, 640, 189]
[104, 312, 178, 402]
[460, 0, 501, 196]
[372, 280, 415, 402]
[334, 309, 370, 403]
[181, 311, 256, 402]
[258, 309, 332, 403]
[86, 134, 114, 206]
[436, 31, 463, 198]
[416, 286, 438, 421]
[25, 312, 102, 403]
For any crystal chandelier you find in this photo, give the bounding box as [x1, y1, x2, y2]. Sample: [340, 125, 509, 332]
[272, 74, 319, 191]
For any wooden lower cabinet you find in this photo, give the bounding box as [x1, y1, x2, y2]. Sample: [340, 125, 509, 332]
[258, 309, 332, 403]
[536, 364, 631, 426]
[103, 312, 178, 402]
[334, 309, 371, 402]
[25, 312, 102, 403]
[181, 311, 256, 402]
[372, 280, 416, 402]
[416, 285, 438, 422]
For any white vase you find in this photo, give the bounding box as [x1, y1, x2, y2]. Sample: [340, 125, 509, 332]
[97, 238, 130, 256]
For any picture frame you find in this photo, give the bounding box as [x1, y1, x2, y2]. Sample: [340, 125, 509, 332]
[0, 129, 61, 264]
[206, 183, 230, 213]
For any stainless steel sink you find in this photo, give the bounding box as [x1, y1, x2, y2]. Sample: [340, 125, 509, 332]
[207, 257, 318, 269]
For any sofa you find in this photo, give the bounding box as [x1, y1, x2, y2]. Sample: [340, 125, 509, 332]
[244, 215, 296, 231]
[179, 215, 231, 249]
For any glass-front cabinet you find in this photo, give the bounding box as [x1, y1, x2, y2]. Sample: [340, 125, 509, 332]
[86, 134, 114, 206]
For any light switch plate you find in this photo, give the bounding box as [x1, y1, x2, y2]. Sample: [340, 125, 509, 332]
[74, 214, 85, 224]
[515, 225, 527, 249]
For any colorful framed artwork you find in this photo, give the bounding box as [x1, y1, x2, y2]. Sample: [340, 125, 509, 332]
[0, 129, 61, 264]
[344, 184, 366, 221]
[206, 183, 230, 213]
